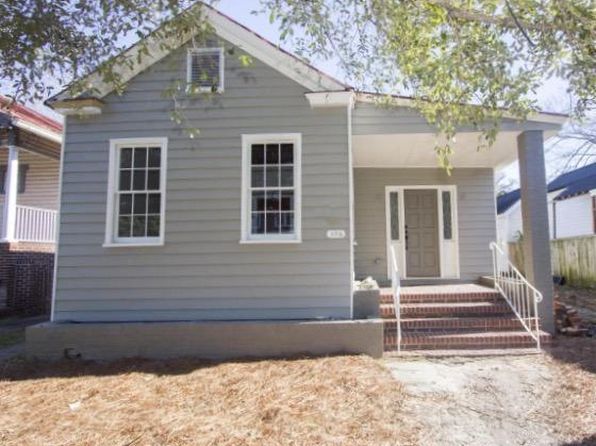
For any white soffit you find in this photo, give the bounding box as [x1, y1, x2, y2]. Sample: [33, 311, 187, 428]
[353, 132, 533, 169]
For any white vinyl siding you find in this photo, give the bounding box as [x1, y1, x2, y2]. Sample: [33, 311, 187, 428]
[104, 138, 167, 247]
[186, 48, 224, 93]
[241, 133, 302, 243]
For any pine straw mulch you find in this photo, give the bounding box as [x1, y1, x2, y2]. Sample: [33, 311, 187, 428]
[0, 355, 419, 446]
[545, 337, 596, 444]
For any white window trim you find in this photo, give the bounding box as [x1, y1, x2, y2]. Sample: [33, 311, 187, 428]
[240, 133, 302, 244]
[186, 47, 225, 93]
[104, 137, 168, 248]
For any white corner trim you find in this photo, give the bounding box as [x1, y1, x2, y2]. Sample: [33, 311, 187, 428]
[240, 133, 302, 243]
[305, 91, 354, 108]
[104, 137, 168, 247]
[50, 119, 67, 322]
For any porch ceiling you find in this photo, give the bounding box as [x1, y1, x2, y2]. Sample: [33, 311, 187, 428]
[353, 130, 557, 170]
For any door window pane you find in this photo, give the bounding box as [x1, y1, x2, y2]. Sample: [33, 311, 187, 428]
[390, 192, 399, 240]
[442, 191, 453, 240]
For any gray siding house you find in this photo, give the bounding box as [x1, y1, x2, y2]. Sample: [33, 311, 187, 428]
[29, 4, 565, 359]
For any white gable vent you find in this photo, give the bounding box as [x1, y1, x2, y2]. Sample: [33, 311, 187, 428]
[187, 47, 224, 93]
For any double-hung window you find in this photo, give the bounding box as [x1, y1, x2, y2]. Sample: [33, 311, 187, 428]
[105, 138, 167, 247]
[241, 134, 301, 243]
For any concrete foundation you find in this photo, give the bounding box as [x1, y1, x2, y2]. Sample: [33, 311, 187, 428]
[26, 319, 384, 361]
[353, 289, 380, 319]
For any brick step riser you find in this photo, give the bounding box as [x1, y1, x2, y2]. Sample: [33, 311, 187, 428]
[381, 307, 513, 319]
[384, 342, 538, 351]
[384, 326, 524, 335]
[383, 334, 551, 350]
[380, 294, 501, 304]
[383, 320, 523, 331]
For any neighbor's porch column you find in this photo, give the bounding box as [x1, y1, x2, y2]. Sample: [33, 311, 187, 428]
[517, 130, 554, 333]
[1, 145, 19, 242]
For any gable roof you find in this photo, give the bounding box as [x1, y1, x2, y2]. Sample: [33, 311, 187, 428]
[47, 2, 348, 107]
[497, 162, 596, 213]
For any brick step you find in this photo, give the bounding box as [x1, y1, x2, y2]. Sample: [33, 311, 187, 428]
[380, 302, 512, 319]
[383, 316, 524, 332]
[384, 330, 551, 351]
[380, 292, 501, 304]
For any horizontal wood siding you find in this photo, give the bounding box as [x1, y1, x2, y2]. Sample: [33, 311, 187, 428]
[354, 168, 496, 281]
[54, 41, 352, 322]
[352, 102, 559, 135]
[0, 149, 60, 210]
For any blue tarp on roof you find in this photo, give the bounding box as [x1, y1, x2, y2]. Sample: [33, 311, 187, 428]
[496, 162, 596, 214]
[549, 162, 596, 200]
[497, 189, 521, 214]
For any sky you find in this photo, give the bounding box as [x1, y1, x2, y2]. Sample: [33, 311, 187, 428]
[5, 0, 594, 183]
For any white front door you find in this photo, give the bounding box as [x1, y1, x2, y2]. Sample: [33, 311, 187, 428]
[385, 186, 460, 279]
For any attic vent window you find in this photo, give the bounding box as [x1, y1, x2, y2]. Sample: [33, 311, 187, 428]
[187, 48, 224, 93]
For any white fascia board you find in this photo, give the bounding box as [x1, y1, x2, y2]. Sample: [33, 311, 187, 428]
[12, 118, 62, 143]
[354, 93, 568, 126]
[207, 9, 345, 92]
[50, 4, 346, 104]
[305, 91, 354, 108]
[52, 105, 103, 116]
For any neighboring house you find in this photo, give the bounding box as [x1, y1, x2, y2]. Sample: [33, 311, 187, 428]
[497, 162, 596, 243]
[29, 4, 566, 359]
[0, 96, 63, 315]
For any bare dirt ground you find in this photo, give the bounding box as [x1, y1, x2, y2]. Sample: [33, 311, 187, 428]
[386, 337, 596, 446]
[556, 285, 596, 326]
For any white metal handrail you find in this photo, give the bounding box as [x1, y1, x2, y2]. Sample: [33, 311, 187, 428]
[489, 241, 542, 349]
[389, 245, 402, 353]
[14, 205, 58, 243]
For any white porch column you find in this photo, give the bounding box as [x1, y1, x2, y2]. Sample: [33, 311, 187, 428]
[517, 130, 554, 333]
[1, 145, 19, 242]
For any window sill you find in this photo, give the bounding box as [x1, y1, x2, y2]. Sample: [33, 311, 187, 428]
[103, 242, 164, 248]
[239, 238, 302, 245]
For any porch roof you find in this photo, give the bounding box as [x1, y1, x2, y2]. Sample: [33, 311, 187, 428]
[351, 99, 565, 170]
[0, 96, 63, 160]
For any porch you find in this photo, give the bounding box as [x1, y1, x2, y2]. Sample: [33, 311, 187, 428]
[350, 97, 566, 334]
[0, 98, 62, 315]
[1, 125, 61, 245]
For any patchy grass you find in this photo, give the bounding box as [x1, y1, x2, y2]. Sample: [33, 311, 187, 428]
[0, 316, 46, 349]
[0, 330, 24, 348]
[0, 355, 418, 446]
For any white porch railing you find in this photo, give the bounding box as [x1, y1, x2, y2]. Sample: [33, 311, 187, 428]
[14, 205, 58, 243]
[489, 241, 542, 349]
[389, 245, 402, 353]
